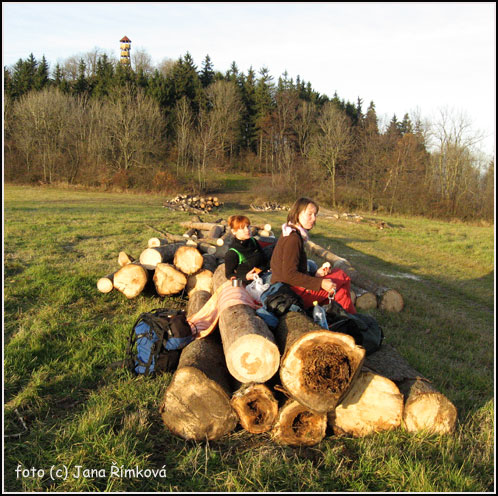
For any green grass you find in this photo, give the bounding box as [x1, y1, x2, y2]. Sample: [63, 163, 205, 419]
[3, 184, 495, 492]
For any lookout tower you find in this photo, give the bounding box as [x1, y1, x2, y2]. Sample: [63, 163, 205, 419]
[120, 36, 131, 65]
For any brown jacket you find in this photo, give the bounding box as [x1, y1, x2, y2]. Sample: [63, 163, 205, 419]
[270, 230, 322, 291]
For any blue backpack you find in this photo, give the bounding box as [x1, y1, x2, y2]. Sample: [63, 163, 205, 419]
[126, 308, 194, 376]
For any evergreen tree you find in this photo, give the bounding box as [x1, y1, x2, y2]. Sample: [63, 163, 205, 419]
[10, 54, 38, 98]
[93, 54, 114, 97]
[400, 113, 413, 135]
[34, 55, 50, 90]
[386, 114, 402, 140]
[73, 59, 89, 95]
[239, 66, 258, 152]
[200, 54, 215, 88]
[171, 52, 202, 112]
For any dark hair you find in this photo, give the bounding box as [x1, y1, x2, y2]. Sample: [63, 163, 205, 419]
[287, 197, 319, 225]
[228, 215, 250, 231]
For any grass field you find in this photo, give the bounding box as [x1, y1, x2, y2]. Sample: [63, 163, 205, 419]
[3, 184, 495, 492]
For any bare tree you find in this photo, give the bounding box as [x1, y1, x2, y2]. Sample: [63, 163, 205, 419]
[174, 96, 194, 174]
[311, 102, 353, 207]
[295, 100, 316, 158]
[132, 47, 154, 75]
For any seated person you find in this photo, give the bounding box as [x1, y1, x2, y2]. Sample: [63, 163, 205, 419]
[224, 215, 270, 283]
[270, 197, 356, 314]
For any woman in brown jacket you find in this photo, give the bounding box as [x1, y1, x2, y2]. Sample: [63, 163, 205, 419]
[270, 197, 356, 313]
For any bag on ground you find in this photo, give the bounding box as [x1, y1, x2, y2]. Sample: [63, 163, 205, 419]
[126, 308, 194, 376]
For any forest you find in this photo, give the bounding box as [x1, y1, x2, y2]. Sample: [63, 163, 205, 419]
[3, 49, 494, 220]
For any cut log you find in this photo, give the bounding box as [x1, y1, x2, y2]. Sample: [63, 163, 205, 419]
[196, 241, 217, 255]
[187, 290, 212, 318]
[365, 344, 458, 434]
[201, 253, 218, 273]
[351, 284, 377, 310]
[207, 224, 224, 239]
[213, 263, 229, 292]
[219, 303, 280, 383]
[118, 251, 135, 267]
[159, 334, 238, 441]
[183, 228, 198, 240]
[275, 311, 365, 413]
[173, 245, 204, 275]
[230, 383, 279, 434]
[180, 221, 224, 232]
[97, 272, 116, 293]
[328, 370, 404, 437]
[305, 239, 404, 312]
[113, 263, 151, 299]
[272, 398, 327, 447]
[186, 269, 213, 297]
[139, 243, 184, 270]
[153, 263, 187, 296]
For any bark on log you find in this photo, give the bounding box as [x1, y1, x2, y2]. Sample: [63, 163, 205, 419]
[201, 253, 218, 273]
[173, 245, 204, 275]
[365, 344, 458, 434]
[113, 263, 151, 299]
[328, 370, 404, 437]
[351, 284, 377, 310]
[187, 290, 212, 318]
[118, 251, 135, 267]
[272, 398, 327, 447]
[275, 311, 366, 413]
[230, 383, 279, 434]
[186, 269, 213, 297]
[208, 224, 224, 239]
[219, 303, 280, 383]
[159, 334, 238, 441]
[139, 243, 184, 270]
[153, 263, 187, 296]
[181, 221, 224, 232]
[213, 263, 229, 292]
[97, 272, 116, 293]
[196, 241, 217, 255]
[305, 239, 404, 312]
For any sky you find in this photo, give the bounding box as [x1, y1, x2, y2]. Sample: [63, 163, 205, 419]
[2, 2, 496, 156]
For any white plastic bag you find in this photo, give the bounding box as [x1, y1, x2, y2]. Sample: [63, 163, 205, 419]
[245, 274, 270, 303]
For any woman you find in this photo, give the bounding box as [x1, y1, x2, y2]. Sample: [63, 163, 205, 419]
[270, 197, 356, 313]
[224, 215, 270, 282]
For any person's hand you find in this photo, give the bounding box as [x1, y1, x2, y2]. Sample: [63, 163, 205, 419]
[245, 268, 259, 281]
[320, 278, 336, 293]
[316, 262, 332, 277]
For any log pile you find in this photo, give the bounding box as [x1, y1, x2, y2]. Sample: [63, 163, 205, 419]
[163, 194, 224, 214]
[250, 201, 287, 212]
[98, 216, 455, 445]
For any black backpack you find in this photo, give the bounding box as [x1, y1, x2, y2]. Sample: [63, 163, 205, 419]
[324, 299, 384, 355]
[126, 308, 193, 376]
[265, 283, 304, 317]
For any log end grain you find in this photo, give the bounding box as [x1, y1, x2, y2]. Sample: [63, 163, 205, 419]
[153, 263, 187, 296]
[280, 330, 365, 413]
[230, 383, 278, 434]
[113, 263, 148, 299]
[272, 399, 327, 447]
[186, 269, 213, 297]
[174, 245, 204, 275]
[330, 370, 404, 437]
[355, 292, 378, 311]
[403, 392, 457, 434]
[97, 276, 114, 293]
[159, 366, 237, 442]
[379, 288, 404, 312]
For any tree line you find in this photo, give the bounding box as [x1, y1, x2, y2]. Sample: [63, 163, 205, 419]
[4, 50, 494, 220]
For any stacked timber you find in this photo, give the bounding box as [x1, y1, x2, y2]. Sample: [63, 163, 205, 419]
[163, 194, 224, 214]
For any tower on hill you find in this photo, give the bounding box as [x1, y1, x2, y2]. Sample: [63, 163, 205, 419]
[120, 36, 131, 65]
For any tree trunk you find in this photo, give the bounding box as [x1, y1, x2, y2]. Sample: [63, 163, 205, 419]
[350, 284, 377, 310]
[213, 263, 229, 291]
[230, 383, 278, 434]
[305, 239, 404, 312]
[272, 398, 327, 447]
[118, 251, 135, 267]
[201, 253, 218, 273]
[187, 290, 212, 318]
[97, 272, 116, 293]
[113, 262, 151, 299]
[186, 269, 213, 297]
[365, 344, 458, 434]
[139, 243, 184, 270]
[159, 334, 238, 441]
[328, 369, 404, 437]
[173, 245, 204, 275]
[180, 221, 224, 232]
[219, 303, 280, 383]
[153, 263, 187, 296]
[275, 311, 365, 413]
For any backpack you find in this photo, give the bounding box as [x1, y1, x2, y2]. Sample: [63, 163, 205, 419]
[323, 299, 384, 355]
[126, 308, 194, 376]
[263, 282, 304, 317]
